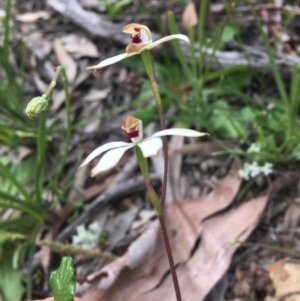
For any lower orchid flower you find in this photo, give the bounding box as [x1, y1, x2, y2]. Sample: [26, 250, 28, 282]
[87, 23, 190, 71]
[79, 116, 208, 177]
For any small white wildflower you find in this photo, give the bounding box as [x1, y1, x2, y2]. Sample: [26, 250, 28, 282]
[260, 162, 273, 176]
[88, 222, 101, 233]
[238, 167, 250, 180]
[248, 162, 261, 178]
[267, 103, 275, 110]
[72, 222, 102, 249]
[238, 161, 273, 181]
[247, 143, 261, 153]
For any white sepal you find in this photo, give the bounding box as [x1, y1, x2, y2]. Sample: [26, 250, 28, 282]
[150, 34, 190, 50]
[91, 145, 133, 176]
[79, 141, 132, 168]
[138, 137, 163, 157]
[87, 53, 134, 70]
[149, 128, 208, 138]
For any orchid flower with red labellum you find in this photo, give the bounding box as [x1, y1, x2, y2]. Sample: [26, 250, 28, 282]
[86, 23, 190, 71]
[79, 116, 208, 177]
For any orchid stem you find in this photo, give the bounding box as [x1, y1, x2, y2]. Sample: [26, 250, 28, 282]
[135, 146, 182, 301]
[141, 50, 168, 209]
[135, 146, 163, 215]
[140, 51, 182, 301]
[158, 215, 182, 301]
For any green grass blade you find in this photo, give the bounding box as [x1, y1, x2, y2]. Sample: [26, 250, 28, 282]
[0, 191, 44, 221]
[167, 11, 191, 77]
[251, 8, 289, 106]
[0, 161, 32, 203]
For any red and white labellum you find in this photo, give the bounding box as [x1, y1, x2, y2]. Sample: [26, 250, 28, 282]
[122, 116, 143, 143]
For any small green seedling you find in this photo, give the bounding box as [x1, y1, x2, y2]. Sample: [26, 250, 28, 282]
[49, 256, 75, 301]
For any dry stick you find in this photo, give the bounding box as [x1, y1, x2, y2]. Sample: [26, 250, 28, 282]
[141, 51, 182, 301]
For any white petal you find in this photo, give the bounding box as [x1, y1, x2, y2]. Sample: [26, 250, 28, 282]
[148, 128, 208, 139]
[138, 137, 163, 157]
[79, 141, 132, 168]
[149, 34, 190, 49]
[91, 145, 133, 176]
[87, 53, 135, 70]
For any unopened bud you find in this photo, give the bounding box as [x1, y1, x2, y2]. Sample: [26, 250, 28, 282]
[25, 95, 49, 120]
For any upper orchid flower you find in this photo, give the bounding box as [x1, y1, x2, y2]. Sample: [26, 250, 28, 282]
[79, 116, 207, 177]
[87, 23, 190, 71]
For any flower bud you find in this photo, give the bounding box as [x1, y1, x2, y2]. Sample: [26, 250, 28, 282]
[25, 95, 49, 120]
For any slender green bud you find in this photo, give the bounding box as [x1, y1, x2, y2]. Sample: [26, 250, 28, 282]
[229, 238, 238, 245]
[25, 94, 49, 120]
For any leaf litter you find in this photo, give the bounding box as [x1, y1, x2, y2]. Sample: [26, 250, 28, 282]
[6, 1, 300, 300]
[77, 163, 270, 301]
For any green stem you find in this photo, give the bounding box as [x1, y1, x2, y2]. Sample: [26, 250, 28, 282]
[3, 0, 11, 65]
[135, 146, 163, 215]
[37, 240, 117, 261]
[141, 50, 168, 209]
[35, 66, 71, 200]
[36, 113, 47, 202]
[235, 240, 300, 258]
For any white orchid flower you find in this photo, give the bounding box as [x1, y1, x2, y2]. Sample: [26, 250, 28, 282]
[87, 23, 190, 71]
[79, 116, 208, 177]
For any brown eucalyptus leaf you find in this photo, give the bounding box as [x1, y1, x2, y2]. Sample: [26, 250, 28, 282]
[265, 259, 300, 301]
[53, 38, 77, 83]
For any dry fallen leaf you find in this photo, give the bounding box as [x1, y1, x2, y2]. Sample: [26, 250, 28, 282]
[84, 87, 112, 102]
[8, 146, 32, 164]
[265, 259, 300, 301]
[15, 11, 50, 22]
[76, 221, 159, 295]
[28, 32, 52, 60]
[61, 34, 99, 58]
[53, 38, 77, 83]
[169, 140, 235, 157]
[172, 195, 269, 301]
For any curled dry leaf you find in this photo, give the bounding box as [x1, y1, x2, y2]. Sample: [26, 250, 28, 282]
[77, 221, 159, 295]
[127, 220, 159, 269]
[15, 11, 50, 22]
